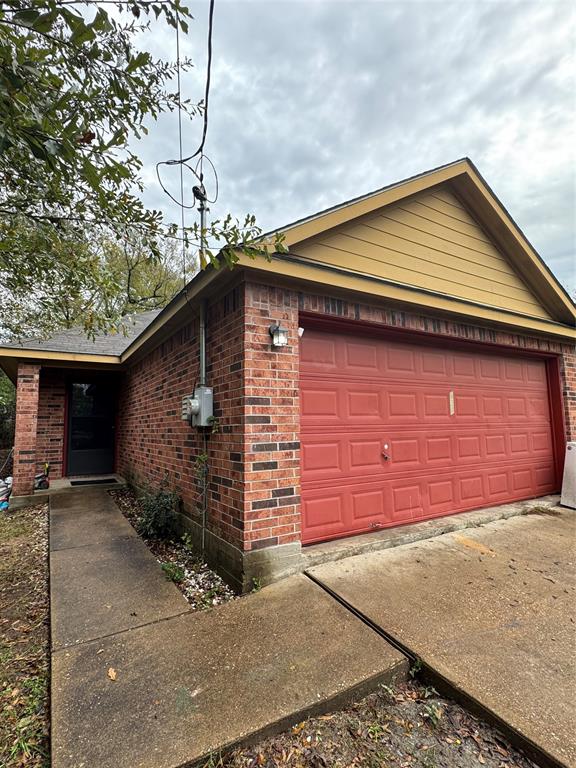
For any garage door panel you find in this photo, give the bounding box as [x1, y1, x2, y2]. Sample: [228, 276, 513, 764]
[533, 431, 553, 453]
[390, 438, 420, 466]
[349, 439, 383, 470]
[345, 341, 379, 371]
[421, 350, 448, 376]
[482, 395, 504, 418]
[301, 439, 343, 476]
[300, 386, 340, 419]
[526, 360, 547, 383]
[303, 494, 345, 538]
[301, 379, 385, 424]
[479, 357, 501, 380]
[300, 329, 557, 544]
[423, 393, 450, 418]
[300, 464, 557, 543]
[485, 434, 507, 458]
[452, 354, 476, 378]
[535, 465, 556, 490]
[388, 391, 419, 419]
[348, 390, 381, 417]
[428, 479, 456, 510]
[391, 483, 424, 520]
[351, 489, 386, 520]
[487, 471, 510, 498]
[528, 395, 550, 418]
[300, 335, 338, 369]
[301, 429, 551, 482]
[386, 346, 417, 373]
[458, 475, 485, 503]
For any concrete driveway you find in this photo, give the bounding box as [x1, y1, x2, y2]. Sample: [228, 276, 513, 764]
[308, 506, 576, 768]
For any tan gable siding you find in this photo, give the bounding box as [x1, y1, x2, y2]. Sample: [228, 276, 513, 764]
[293, 184, 552, 320]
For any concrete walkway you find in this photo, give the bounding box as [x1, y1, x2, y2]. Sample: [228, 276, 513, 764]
[309, 505, 576, 768]
[50, 490, 407, 768]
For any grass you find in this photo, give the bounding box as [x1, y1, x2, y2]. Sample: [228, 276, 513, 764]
[0, 503, 49, 768]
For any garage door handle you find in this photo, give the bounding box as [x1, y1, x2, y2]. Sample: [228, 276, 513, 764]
[382, 452, 390, 461]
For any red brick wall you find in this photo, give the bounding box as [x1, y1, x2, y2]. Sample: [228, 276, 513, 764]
[242, 284, 301, 551]
[116, 286, 246, 551]
[116, 283, 302, 558]
[12, 363, 40, 496]
[36, 369, 66, 478]
[559, 351, 576, 442]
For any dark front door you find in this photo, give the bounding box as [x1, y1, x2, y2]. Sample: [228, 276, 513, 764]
[68, 381, 116, 476]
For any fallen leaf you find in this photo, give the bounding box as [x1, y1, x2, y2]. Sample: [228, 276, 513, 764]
[107, 667, 117, 681]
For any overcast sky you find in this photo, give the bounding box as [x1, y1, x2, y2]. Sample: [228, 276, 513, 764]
[138, 0, 575, 294]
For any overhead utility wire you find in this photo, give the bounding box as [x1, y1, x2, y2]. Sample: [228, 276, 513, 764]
[156, 0, 217, 210]
[174, 9, 187, 278]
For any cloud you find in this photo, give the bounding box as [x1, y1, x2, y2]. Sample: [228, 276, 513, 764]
[137, 0, 576, 292]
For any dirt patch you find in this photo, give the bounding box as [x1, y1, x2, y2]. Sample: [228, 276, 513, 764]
[0, 504, 49, 768]
[110, 487, 236, 610]
[216, 680, 538, 768]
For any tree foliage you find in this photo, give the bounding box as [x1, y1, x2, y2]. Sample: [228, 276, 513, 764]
[0, 224, 185, 339]
[0, 370, 14, 407]
[0, 0, 283, 337]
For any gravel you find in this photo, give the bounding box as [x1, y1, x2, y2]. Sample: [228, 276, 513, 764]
[109, 488, 236, 610]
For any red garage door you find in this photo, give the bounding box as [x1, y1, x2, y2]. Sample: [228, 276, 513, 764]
[300, 328, 557, 544]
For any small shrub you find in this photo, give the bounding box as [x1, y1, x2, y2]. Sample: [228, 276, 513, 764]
[138, 486, 180, 539]
[421, 702, 443, 728]
[161, 562, 185, 583]
[409, 658, 422, 678]
[181, 532, 195, 551]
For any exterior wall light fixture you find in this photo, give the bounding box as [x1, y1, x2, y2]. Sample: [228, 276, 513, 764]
[269, 322, 289, 348]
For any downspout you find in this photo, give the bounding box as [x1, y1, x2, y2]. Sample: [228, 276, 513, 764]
[199, 298, 208, 556]
[199, 299, 207, 388]
[199, 196, 208, 554]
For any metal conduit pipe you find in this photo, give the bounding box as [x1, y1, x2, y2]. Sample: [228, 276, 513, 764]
[199, 299, 207, 387]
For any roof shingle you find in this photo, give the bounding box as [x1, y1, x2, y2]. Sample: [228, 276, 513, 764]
[1, 309, 161, 356]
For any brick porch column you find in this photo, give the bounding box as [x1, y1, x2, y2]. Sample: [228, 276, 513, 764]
[12, 363, 41, 496]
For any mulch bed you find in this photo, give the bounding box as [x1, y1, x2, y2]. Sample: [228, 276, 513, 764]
[219, 680, 539, 768]
[0, 503, 49, 768]
[109, 487, 236, 611]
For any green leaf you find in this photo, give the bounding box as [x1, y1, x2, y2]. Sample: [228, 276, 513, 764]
[126, 51, 151, 74]
[70, 23, 96, 45]
[12, 9, 41, 27]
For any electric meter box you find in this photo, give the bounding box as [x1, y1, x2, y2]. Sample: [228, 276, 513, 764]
[181, 387, 213, 427]
[181, 394, 198, 422]
[191, 386, 213, 428]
